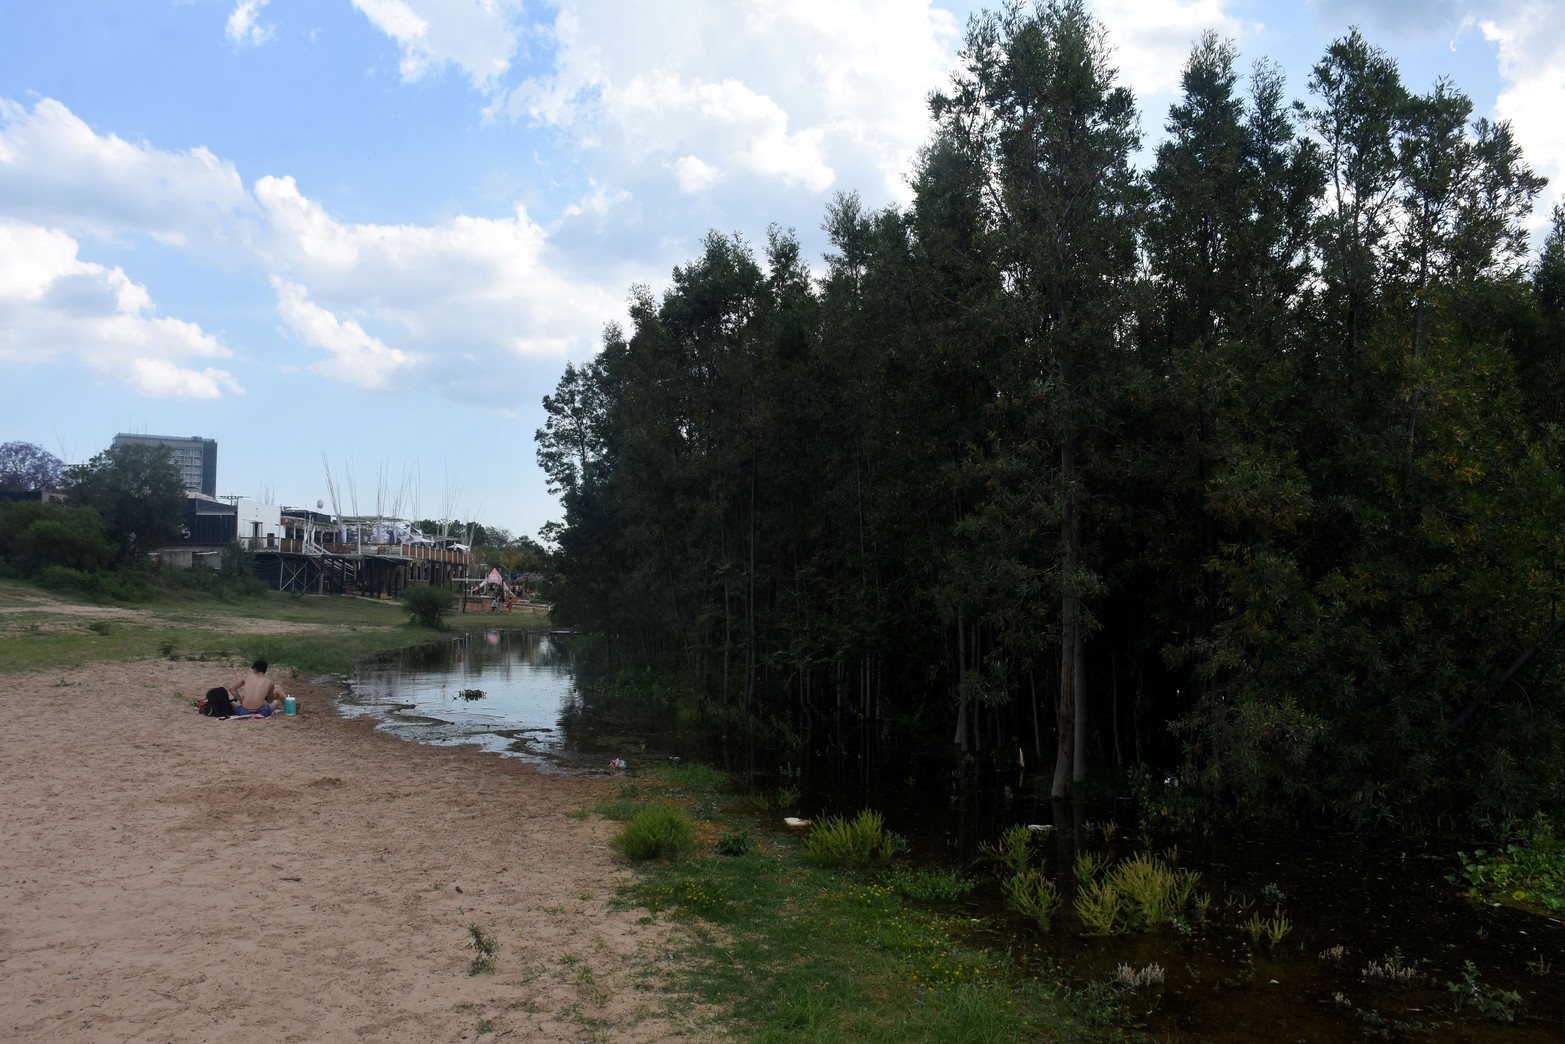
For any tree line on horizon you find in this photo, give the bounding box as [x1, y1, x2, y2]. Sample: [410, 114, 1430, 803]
[535, 0, 1565, 832]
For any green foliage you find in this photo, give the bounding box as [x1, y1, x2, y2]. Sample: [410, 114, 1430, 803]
[1002, 867, 1061, 930]
[618, 811, 1129, 1041]
[613, 805, 696, 863]
[533, 2, 1565, 834]
[885, 867, 975, 903]
[399, 584, 453, 629]
[1072, 852, 1204, 935]
[0, 500, 114, 574]
[466, 923, 498, 975]
[1446, 961, 1522, 1022]
[1449, 815, 1565, 915]
[1242, 912, 1293, 947]
[980, 825, 1035, 878]
[715, 829, 750, 856]
[64, 443, 187, 563]
[803, 809, 895, 869]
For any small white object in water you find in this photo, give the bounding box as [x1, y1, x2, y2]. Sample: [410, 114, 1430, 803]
[609, 758, 627, 769]
[1026, 824, 1055, 832]
[782, 817, 812, 828]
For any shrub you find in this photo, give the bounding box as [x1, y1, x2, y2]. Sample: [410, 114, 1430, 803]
[980, 824, 1035, 877]
[35, 565, 103, 597]
[613, 805, 697, 862]
[716, 829, 751, 856]
[400, 584, 453, 628]
[1003, 867, 1062, 929]
[1072, 852, 1203, 935]
[804, 809, 893, 869]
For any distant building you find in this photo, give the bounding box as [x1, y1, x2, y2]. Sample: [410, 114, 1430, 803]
[111, 433, 217, 497]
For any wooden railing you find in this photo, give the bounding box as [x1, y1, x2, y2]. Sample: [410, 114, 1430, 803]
[242, 536, 470, 566]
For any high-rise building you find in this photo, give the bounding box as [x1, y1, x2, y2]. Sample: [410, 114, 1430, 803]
[111, 433, 218, 497]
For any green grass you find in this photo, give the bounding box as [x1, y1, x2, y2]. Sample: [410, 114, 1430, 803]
[0, 577, 547, 675]
[605, 769, 1129, 1042]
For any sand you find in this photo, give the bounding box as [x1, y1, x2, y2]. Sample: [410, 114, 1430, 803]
[0, 659, 702, 1043]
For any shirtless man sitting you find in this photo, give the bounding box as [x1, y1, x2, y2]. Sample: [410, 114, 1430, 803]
[231, 659, 286, 717]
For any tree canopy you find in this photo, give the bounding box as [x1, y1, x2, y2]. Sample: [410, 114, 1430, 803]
[65, 443, 188, 564]
[535, 1, 1560, 832]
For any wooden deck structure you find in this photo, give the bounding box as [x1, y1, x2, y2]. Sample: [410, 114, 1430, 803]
[250, 515, 472, 596]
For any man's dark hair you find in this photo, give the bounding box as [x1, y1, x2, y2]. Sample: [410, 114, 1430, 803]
[252, 659, 268, 673]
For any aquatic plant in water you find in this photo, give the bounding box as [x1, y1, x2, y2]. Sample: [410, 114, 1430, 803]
[1446, 960, 1522, 1022]
[1449, 814, 1565, 915]
[1361, 949, 1425, 986]
[1071, 852, 1204, 935]
[1242, 912, 1292, 947]
[1002, 867, 1061, 929]
[980, 824, 1034, 877]
[1115, 962, 1165, 988]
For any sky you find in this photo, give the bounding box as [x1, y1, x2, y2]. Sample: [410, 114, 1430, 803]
[3, 0, 1562, 543]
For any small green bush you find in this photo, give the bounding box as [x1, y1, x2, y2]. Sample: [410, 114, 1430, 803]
[804, 809, 893, 869]
[614, 805, 697, 862]
[1003, 867, 1061, 929]
[716, 829, 751, 856]
[400, 584, 453, 628]
[467, 923, 498, 975]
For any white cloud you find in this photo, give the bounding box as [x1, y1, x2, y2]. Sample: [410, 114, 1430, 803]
[672, 155, 723, 193]
[255, 175, 627, 393]
[226, 0, 276, 48]
[0, 96, 261, 258]
[0, 222, 242, 398]
[272, 276, 420, 389]
[1480, 2, 1565, 238]
[1090, 0, 1245, 100]
[486, 0, 961, 205]
[352, 0, 524, 90]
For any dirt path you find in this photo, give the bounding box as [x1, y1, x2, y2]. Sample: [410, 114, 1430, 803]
[0, 660, 701, 1042]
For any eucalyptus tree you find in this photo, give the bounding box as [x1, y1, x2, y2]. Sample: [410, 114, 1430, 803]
[928, 0, 1141, 794]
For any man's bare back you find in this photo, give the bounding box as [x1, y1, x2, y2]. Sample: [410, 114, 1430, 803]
[232, 659, 285, 716]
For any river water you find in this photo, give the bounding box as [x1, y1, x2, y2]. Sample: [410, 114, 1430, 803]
[341, 628, 1565, 1039]
[341, 627, 697, 771]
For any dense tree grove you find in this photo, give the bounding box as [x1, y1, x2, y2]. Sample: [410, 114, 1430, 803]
[537, 0, 1563, 831]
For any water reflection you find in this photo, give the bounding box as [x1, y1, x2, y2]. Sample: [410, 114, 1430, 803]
[345, 629, 589, 767]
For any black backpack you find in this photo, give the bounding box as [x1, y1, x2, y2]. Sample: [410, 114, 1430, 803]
[202, 686, 234, 717]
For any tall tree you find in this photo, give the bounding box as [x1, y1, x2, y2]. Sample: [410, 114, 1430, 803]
[930, 0, 1141, 795]
[65, 443, 187, 563]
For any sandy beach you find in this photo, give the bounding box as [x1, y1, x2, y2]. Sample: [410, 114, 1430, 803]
[0, 659, 698, 1042]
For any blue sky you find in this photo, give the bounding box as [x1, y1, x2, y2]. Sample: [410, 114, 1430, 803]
[3, 0, 1561, 541]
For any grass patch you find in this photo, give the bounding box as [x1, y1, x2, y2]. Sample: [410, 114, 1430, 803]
[0, 577, 547, 675]
[618, 830, 1129, 1041]
[593, 768, 1128, 1040]
[613, 805, 697, 863]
